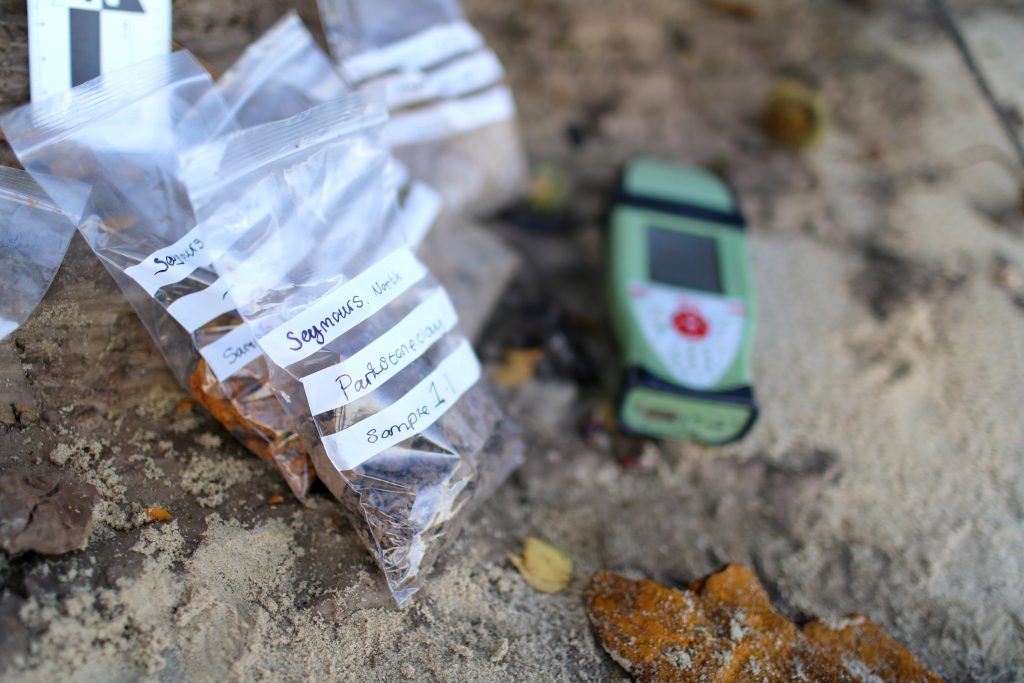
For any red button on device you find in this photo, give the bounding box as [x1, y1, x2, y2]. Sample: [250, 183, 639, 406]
[672, 310, 708, 339]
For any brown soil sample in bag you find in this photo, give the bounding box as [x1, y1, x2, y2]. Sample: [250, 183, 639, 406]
[188, 357, 314, 499]
[311, 382, 523, 602]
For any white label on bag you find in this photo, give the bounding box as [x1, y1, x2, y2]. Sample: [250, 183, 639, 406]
[321, 338, 480, 471]
[401, 181, 444, 248]
[166, 277, 235, 332]
[259, 247, 427, 367]
[199, 321, 262, 382]
[386, 85, 516, 148]
[124, 224, 212, 295]
[301, 287, 458, 415]
[378, 50, 504, 111]
[342, 21, 484, 84]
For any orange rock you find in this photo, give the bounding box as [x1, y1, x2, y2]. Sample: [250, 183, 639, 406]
[587, 565, 943, 682]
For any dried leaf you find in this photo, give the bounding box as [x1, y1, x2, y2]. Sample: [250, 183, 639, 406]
[267, 494, 285, 505]
[145, 506, 173, 523]
[587, 565, 942, 682]
[803, 615, 944, 683]
[493, 348, 545, 388]
[528, 165, 571, 213]
[761, 80, 826, 150]
[508, 536, 573, 593]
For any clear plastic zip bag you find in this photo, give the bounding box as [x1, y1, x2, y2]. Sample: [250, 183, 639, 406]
[317, 0, 528, 216]
[0, 167, 85, 340]
[211, 10, 520, 337]
[213, 11, 442, 251]
[317, 0, 462, 55]
[212, 11, 349, 136]
[185, 94, 522, 603]
[0, 51, 315, 498]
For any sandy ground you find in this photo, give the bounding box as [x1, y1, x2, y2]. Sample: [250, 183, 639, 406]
[2, 0, 1024, 681]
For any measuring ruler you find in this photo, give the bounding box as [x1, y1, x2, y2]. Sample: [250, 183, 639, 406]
[27, 0, 172, 102]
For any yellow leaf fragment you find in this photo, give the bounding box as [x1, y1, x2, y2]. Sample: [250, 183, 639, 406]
[528, 165, 571, 213]
[508, 536, 573, 593]
[493, 348, 545, 389]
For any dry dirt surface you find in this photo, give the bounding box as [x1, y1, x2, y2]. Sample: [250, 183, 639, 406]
[2, 0, 1024, 681]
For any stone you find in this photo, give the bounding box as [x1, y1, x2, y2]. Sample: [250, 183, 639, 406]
[0, 470, 99, 555]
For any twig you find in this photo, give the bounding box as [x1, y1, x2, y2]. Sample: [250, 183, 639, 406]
[930, 0, 1024, 169]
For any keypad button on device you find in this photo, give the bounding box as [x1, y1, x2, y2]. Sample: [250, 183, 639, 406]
[672, 310, 709, 339]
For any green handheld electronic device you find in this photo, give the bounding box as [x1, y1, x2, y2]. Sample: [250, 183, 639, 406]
[609, 159, 758, 444]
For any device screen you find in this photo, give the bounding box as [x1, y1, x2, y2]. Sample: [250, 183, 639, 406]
[647, 227, 722, 293]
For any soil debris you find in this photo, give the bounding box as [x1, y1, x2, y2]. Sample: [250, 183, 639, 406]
[179, 453, 257, 508]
